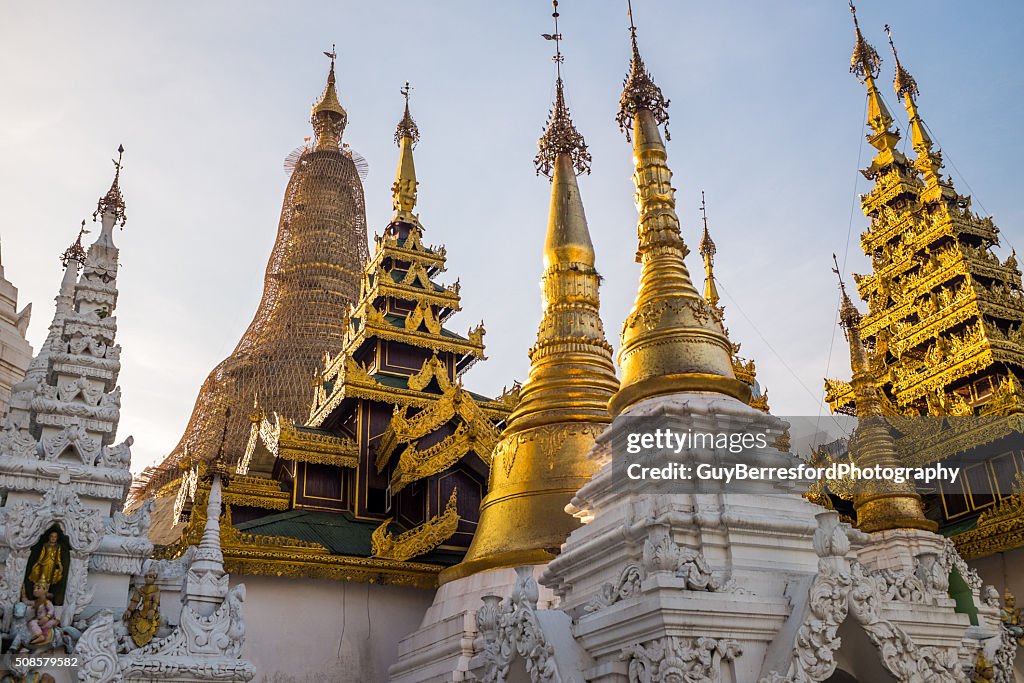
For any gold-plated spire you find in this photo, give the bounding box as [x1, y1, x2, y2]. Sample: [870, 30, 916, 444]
[848, 3, 901, 167]
[884, 25, 952, 204]
[832, 256, 936, 533]
[698, 190, 719, 308]
[609, 11, 749, 416]
[391, 82, 420, 224]
[311, 46, 348, 150]
[94, 145, 126, 226]
[440, 0, 619, 584]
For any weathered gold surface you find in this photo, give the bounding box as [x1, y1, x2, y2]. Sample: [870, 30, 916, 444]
[610, 33, 748, 415]
[371, 489, 459, 561]
[252, 413, 359, 468]
[441, 71, 619, 583]
[222, 474, 290, 511]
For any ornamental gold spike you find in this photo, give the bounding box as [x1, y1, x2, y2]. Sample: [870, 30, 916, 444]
[440, 0, 619, 584]
[884, 25, 951, 203]
[311, 47, 348, 150]
[832, 257, 936, 533]
[392, 82, 420, 224]
[848, 3, 899, 161]
[698, 190, 719, 308]
[609, 15, 749, 416]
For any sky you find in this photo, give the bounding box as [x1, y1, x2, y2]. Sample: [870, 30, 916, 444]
[1, 1, 1022, 474]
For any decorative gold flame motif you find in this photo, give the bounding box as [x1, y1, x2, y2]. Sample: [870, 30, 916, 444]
[136, 60, 369, 528]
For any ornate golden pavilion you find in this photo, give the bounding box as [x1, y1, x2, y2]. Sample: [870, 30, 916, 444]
[826, 9, 1024, 559]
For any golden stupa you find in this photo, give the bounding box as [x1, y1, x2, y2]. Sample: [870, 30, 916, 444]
[440, 10, 619, 582]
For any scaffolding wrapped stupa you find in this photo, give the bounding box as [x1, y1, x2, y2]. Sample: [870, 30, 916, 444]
[138, 55, 370, 542]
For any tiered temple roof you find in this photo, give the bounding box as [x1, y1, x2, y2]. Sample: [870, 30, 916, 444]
[825, 9, 1024, 551]
[826, 16, 1024, 419]
[157, 89, 513, 587]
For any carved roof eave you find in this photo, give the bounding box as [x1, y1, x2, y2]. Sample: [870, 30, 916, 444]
[156, 492, 446, 589]
[390, 426, 494, 492]
[894, 414, 1024, 467]
[952, 469, 1024, 560]
[887, 301, 1024, 355]
[860, 286, 1024, 339]
[222, 547, 444, 589]
[373, 280, 461, 310]
[894, 342, 1024, 404]
[308, 374, 510, 428]
[372, 489, 459, 561]
[861, 208, 998, 255]
[859, 168, 921, 213]
[0, 457, 132, 501]
[223, 474, 291, 511]
[338, 320, 484, 369]
[953, 514, 1024, 561]
[367, 242, 446, 273]
[825, 379, 856, 414]
[857, 250, 1013, 303]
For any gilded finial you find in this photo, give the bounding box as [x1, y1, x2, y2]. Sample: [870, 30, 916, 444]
[392, 83, 420, 222]
[882, 24, 947, 199]
[699, 191, 720, 308]
[884, 25, 918, 100]
[394, 82, 420, 147]
[848, 2, 880, 84]
[831, 251, 936, 533]
[94, 145, 127, 226]
[61, 220, 89, 268]
[311, 46, 348, 150]
[536, 1, 591, 178]
[617, 0, 670, 141]
[832, 253, 861, 332]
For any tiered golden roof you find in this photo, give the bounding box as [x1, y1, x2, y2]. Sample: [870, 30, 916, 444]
[826, 8, 1024, 421]
[609, 23, 749, 416]
[440, 4, 619, 583]
[159, 89, 510, 585]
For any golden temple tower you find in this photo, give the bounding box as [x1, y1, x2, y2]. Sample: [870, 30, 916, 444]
[835, 266, 935, 533]
[140, 54, 370, 537]
[440, 3, 619, 583]
[609, 17, 749, 416]
[826, 9, 1024, 419]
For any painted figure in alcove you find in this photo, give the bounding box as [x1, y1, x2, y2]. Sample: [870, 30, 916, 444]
[23, 529, 67, 605]
[27, 532, 63, 592]
[26, 585, 59, 646]
[123, 566, 161, 647]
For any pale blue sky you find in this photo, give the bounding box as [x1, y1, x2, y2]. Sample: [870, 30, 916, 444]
[2, 1, 1021, 472]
